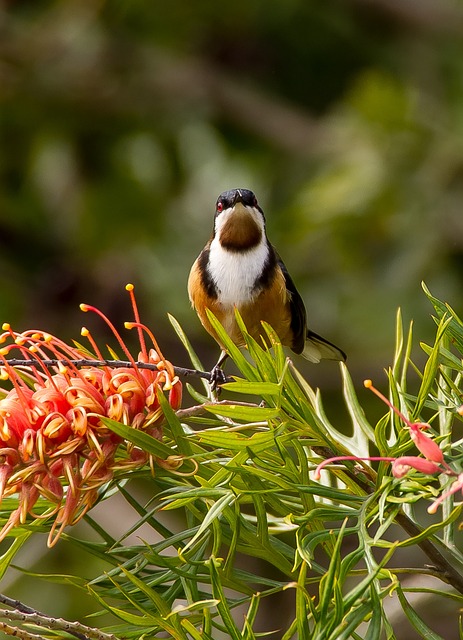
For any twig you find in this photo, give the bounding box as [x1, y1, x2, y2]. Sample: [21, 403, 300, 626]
[3, 358, 233, 384]
[0, 622, 46, 640]
[0, 611, 118, 640]
[394, 511, 463, 594]
[0, 594, 119, 640]
[0, 595, 36, 615]
[176, 399, 261, 420]
[0, 594, 118, 640]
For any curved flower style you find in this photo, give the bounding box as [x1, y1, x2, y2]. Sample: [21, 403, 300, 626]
[315, 380, 460, 516]
[0, 285, 182, 546]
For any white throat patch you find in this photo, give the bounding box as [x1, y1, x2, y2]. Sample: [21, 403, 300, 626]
[207, 237, 269, 306]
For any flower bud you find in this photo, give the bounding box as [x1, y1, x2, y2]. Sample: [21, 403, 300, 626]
[428, 473, 463, 514]
[409, 424, 444, 463]
[392, 456, 441, 478]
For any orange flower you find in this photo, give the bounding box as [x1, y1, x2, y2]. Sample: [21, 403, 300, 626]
[0, 285, 182, 546]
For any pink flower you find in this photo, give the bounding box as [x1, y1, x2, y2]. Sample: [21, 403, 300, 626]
[0, 285, 182, 546]
[391, 456, 441, 478]
[408, 424, 444, 464]
[364, 380, 445, 463]
[314, 381, 463, 517]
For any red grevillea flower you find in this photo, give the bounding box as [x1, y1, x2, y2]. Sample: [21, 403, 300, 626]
[363, 380, 445, 464]
[314, 380, 462, 515]
[0, 285, 182, 546]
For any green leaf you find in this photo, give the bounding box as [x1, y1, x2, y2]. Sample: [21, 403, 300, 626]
[0, 531, 33, 580]
[157, 386, 193, 455]
[295, 561, 311, 638]
[204, 403, 280, 421]
[181, 493, 236, 552]
[206, 557, 242, 640]
[168, 313, 206, 374]
[205, 308, 259, 381]
[414, 314, 452, 418]
[169, 313, 212, 399]
[100, 416, 174, 457]
[341, 362, 376, 444]
[375, 413, 393, 458]
[119, 566, 172, 616]
[197, 428, 281, 453]
[87, 585, 160, 627]
[241, 593, 260, 639]
[396, 505, 463, 547]
[396, 584, 446, 639]
[341, 545, 397, 612]
[7, 567, 87, 588]
[318, 519, 346, 622]
[364, 586, 383, 640]
[219, 380, 281, 396]
[181, 618, 214, 640]
[422, 282, 463, 354]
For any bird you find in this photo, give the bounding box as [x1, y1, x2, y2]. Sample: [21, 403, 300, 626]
[188, 188, 346, 386]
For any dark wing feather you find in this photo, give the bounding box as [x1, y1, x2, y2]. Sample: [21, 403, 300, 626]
[276, 253, 307, 354]
[277, 251, 346, 362]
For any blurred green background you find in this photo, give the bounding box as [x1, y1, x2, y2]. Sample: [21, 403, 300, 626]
[1, 0, 463, 635]
[3, 0, 463, 386]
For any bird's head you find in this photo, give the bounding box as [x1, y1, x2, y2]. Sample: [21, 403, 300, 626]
[213, 188, 266, 251]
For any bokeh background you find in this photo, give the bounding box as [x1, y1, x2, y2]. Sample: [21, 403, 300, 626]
[2, 0, 463, 636]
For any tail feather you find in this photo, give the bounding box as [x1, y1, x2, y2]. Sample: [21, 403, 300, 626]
[301, 330, 346, 363]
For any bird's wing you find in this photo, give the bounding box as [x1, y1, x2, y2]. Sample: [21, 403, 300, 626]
[276, 254, 307, 355]
[277, 253, 346, 363]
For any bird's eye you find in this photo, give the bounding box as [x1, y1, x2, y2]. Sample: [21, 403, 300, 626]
[216, 201, 224, 213]
[253, 196, 258, 207]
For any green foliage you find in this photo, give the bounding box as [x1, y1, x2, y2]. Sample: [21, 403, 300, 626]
[2, 288, 463, 638]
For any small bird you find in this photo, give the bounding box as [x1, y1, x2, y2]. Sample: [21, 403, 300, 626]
[188, 188, 346, 385]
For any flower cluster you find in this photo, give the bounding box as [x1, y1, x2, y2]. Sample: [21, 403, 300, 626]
[315, 380, 462, 515]
[0, 285, 182, 546]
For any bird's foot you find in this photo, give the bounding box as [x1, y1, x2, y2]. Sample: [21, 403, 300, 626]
[209, 365, 227, 395]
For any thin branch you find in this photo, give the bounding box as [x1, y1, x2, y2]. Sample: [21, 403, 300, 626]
[0, 611, 118, 640]
[0, 622, 46, 640]
[394, 511, 463, 594]
[176, 399, 262, 420]
[0, 595, 119, 640]
[0, 595, 36, 615]
[3, 358, 232, 384]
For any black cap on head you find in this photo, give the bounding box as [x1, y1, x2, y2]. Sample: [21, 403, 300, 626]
[216, 188, 261, 212]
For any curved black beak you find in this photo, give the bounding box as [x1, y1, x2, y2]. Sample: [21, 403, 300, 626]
[232, 189, 244, 205]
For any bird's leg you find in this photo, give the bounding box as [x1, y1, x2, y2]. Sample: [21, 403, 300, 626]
[210, 350, 228, 394]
